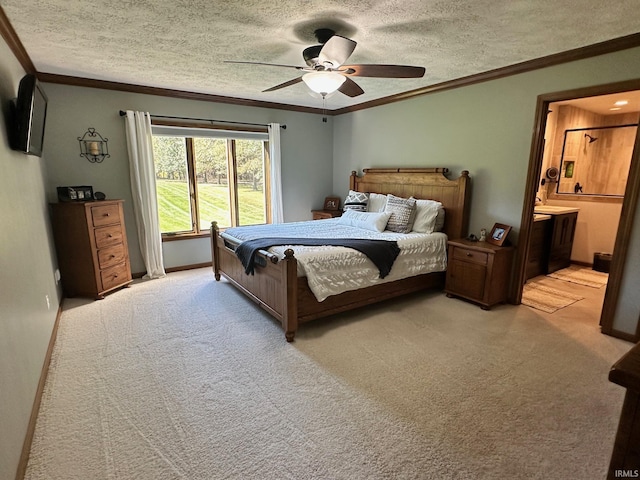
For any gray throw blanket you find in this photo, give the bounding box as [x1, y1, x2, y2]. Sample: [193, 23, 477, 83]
[235, 237, 401, 278]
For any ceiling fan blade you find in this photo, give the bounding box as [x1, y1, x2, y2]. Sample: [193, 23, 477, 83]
[340, 64, 426, 78]
[318, 35, 357, 68]
[262, 76, 303, 92]
[225, 60, 305, 71]
[338, 77, 365, 97]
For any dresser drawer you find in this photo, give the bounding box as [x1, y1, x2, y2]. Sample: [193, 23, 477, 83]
[98, 244, 127, 269]
[95, 225, 124, 248]
[91, 203, 121, 227]
[101, 263, 131, 291]
[452, 247, 488, 265]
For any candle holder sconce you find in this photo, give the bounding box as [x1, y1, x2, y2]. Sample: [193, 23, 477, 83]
[78, 128, 110, 163]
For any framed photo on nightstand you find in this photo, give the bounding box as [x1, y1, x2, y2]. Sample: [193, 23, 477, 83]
[486, 223, 511, 246]
[323, 196, 340, 211]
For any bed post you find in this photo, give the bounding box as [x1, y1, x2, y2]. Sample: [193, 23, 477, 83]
[349, 170, 358, 191]
[281, 249, 298, 342]
[210, 221, 221, 281]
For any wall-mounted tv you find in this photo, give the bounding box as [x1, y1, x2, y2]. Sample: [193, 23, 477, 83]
[10, 74, 48, 157]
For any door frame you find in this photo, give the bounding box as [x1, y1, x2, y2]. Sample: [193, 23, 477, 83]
[514, 78, 640, 342]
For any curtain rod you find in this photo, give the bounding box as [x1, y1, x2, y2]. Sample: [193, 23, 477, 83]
[118, 111, 286, 129]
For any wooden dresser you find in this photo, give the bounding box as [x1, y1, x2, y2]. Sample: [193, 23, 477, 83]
[445, 238, 514, 309]
[50, 200, 132, 299]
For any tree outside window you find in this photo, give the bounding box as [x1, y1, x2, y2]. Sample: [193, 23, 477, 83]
[151, 133, 270, 235]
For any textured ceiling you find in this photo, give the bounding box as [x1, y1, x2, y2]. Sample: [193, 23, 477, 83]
[2, 0, 640, 110]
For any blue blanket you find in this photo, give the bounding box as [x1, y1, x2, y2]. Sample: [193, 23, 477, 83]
[235, 237, 401, 278]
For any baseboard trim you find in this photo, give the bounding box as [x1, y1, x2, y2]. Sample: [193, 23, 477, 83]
[606, 328, 639, 343]
[15, 299, 64, 480]
[133, 262, 213, 278]
[165, 262, 212, 273]
[571, 260, 593, 268]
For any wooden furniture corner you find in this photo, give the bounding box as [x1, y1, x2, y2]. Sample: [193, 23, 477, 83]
[607, 342, 640, 478]
[311, 209, 342, 220]
[445, 238, 514, 309]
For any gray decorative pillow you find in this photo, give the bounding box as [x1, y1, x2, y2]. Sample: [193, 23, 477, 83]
[384, 194, 417, 233]
[343, 190, 369, 212]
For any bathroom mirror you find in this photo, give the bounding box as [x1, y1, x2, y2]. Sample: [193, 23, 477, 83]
[557, 124, 638, 196]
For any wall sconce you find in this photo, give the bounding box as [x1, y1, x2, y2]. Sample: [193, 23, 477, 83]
[78, 128, 110, 163]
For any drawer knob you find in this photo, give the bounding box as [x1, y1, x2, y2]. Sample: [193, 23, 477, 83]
[108, 234, 113, 238]
[104, 213, 110, 217]
[466, 252, 472, 257]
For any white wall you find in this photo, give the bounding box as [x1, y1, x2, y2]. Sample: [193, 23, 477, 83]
[41, 84, 335, 273]
[332, 46, 640, 336]
[0, 38, 60, 480]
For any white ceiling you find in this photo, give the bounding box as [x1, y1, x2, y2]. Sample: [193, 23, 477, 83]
[557, 91, 640, 115]
[2, 0, 640, 110]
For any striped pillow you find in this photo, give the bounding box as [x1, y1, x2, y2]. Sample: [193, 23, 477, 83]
[343, 190, 369, 212]
[384, 194, 417, 233]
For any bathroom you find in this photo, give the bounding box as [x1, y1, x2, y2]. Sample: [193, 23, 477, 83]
[533, 92, 640, 274]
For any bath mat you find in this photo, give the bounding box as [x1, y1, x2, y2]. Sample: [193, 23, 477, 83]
[547, 265, 608, 288]
[522, 281, 584, 313]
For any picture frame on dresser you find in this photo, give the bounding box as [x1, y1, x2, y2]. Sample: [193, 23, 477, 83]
[487, 223, 511, 247]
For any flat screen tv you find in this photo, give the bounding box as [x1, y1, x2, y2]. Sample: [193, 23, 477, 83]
[10, 74, 48, 157]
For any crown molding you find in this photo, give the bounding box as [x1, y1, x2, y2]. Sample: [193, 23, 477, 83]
[37, 73, 326, 115]
[0, 5, 35, 74]
[332, 32, 640, 115]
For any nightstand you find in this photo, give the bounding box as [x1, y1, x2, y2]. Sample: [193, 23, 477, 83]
[445, 238, 514, 309]
[311, 210, 342, 220]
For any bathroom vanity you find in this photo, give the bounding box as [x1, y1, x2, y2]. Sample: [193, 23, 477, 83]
[527, 206, 579, 278]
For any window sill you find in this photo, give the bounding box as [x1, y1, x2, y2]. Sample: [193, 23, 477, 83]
[161, 232, 211, 242]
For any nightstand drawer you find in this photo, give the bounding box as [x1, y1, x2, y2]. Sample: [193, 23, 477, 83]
[452, 247, 488, 265]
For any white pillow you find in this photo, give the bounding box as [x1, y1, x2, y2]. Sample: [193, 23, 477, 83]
[411, 198, 443, 234]
[367, 192, 387, 213]
[339, 209, 391, 233]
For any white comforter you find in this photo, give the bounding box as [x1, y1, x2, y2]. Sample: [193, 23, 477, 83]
[223, 219, 448, 302]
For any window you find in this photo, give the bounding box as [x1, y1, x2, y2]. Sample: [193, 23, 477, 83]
[151, 124, 271, 236]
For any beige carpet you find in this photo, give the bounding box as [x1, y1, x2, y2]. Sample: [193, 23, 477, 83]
[522, 279, 585, 313]
[25, 268, 631, 480]
[547, 265, 609, 288]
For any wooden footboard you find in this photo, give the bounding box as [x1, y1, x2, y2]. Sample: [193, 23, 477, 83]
[211, 168, 470, 342]
[212, 221, 298, 341]
[212, 221, 445, 341]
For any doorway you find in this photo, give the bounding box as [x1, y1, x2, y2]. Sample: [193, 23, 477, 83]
[514, 79, 640, 342]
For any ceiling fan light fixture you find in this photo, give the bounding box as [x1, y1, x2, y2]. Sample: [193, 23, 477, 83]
[302, 71, 346, 96]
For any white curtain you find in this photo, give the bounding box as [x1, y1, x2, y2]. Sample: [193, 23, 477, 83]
[268, 123, 284, 223]
[124, 111, 166, 279]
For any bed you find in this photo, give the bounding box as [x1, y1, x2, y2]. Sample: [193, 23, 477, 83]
[211, 167, 471, 341]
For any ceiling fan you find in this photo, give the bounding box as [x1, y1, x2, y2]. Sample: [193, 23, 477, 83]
[226, 28, 426, 98]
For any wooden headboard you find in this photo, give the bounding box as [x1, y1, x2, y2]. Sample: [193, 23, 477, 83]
[349, 168, 471, 240]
